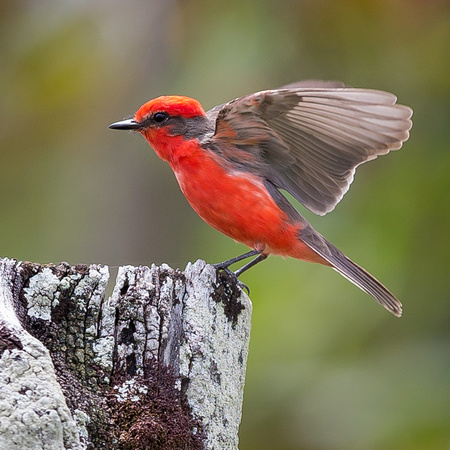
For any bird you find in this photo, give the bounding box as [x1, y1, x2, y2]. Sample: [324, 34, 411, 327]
[109, 80, 412, 317]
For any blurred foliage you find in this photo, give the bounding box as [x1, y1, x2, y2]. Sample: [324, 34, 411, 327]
[1, 0, 450, 448]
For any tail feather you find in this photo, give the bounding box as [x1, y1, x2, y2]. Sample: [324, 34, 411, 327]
[299, 225, 402, 317]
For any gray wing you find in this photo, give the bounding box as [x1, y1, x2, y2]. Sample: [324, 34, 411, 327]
[208, 84, 413, 215]
[205, 80, 346, 123]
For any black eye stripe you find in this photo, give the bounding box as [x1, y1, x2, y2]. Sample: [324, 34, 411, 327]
[139, 113, 213, 139]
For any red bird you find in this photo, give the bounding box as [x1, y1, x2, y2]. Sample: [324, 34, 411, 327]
[110, 80, 412, 317]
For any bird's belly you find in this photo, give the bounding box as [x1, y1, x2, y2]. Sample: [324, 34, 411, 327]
[174, 162, 301, 256]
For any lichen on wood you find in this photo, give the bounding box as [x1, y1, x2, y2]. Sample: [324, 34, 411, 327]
[0, 257, 252, 449]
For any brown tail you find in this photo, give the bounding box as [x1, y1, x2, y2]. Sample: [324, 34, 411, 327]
[299, 225, 402, 317]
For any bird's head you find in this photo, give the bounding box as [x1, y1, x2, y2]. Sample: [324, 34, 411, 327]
[110, 96, 211, 163]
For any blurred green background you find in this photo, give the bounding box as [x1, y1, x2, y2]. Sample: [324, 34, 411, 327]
[1, 0, 449, 448]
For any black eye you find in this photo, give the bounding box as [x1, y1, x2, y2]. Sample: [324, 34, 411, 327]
[153, 112, 168, 124]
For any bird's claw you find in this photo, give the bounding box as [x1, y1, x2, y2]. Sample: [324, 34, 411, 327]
[215, 266, 250, 294]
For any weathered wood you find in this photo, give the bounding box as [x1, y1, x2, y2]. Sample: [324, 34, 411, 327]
[0, 257, 252, 449]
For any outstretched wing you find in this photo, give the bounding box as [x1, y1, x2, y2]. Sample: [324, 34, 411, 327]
[207, 83, 412, 215]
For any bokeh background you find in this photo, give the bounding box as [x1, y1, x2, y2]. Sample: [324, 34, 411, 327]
[1, 0, 449, 448]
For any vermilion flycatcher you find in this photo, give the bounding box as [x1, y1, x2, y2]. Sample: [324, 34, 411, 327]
[110, 80, 412, 317]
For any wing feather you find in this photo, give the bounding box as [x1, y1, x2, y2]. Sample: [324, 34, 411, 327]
[208, 84, 412, 215]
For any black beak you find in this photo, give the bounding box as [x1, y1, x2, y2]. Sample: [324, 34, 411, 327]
[109, 118, 141, 130]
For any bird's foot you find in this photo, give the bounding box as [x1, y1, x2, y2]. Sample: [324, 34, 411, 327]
[215, 266, 250, 294]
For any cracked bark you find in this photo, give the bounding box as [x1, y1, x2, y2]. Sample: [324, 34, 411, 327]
[0, 257, 252, 449]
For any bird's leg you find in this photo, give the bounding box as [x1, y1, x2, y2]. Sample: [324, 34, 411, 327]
[234, 253, 268, 277]
[213, 249, 263, 270]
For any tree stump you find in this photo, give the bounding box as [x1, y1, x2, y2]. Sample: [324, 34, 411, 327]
[0, 257, 252, 449]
